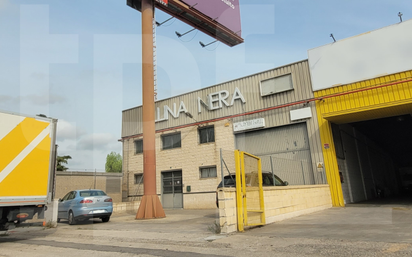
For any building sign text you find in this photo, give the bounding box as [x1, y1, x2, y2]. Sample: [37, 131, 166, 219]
[233, 118, 265, 132]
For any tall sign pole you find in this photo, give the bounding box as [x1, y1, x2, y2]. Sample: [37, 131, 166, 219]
[136, 0, 165, 219]
[127, 0, 243, 219]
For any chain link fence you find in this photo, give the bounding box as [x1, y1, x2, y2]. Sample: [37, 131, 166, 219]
[220, 149, 326, 186]
[259, 155, 326, 185]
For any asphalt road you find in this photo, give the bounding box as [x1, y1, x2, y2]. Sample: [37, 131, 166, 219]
[1, 206, 412, 256]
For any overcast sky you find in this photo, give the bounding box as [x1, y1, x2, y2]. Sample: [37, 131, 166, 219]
[0, 0, 410, 171]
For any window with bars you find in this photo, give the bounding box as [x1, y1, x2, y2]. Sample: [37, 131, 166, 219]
[200, 166, 217, 178]
[134, 139, 143, 154]
[134, 173, 143, 184]
[162, 171, 182, 194]
[199, 126, 215, 144]
[162, 133, 181, 150]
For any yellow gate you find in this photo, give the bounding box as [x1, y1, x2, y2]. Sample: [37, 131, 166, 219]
[235, 150, 265, 232]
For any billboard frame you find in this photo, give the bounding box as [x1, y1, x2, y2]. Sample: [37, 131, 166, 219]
[127, 0, 244, 47]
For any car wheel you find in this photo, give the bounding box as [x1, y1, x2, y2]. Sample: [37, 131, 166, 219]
[68, 211, 76, 225]
[101, 216, 110, 223]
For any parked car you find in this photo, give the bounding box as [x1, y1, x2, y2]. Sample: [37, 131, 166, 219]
[216, 172, 288, 207]
[58, 189, 113, 225]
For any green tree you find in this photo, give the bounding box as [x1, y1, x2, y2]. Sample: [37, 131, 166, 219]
[57, 155, 72, 171]
[105, 152, 122, 173]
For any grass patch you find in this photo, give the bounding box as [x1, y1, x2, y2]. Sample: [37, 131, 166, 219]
[207, 220, 221, 234]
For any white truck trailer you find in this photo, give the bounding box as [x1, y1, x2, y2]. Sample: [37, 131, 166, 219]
[0, 111, 57, 230]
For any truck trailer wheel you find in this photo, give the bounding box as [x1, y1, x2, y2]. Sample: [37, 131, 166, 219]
[0, 218, 8, 231]
[68, 211, 76, 225]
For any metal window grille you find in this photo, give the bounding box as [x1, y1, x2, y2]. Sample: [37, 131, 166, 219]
[162, 171, 182, 193]
[199, 126, 215, 144]
[134, 173, 143, 184]
[163, 172, 173, 193]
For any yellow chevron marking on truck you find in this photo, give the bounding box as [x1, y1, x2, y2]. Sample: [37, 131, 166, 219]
[0, 135, 51, 197]
[0, 113, 25, 141]
[0, 127, 50, 184]
[0, 117, 49, 173]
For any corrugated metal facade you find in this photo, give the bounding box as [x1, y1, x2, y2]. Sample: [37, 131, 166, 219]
[122, 60, 324, 172]
[235, 123, 310, 155]
[122, 60, 318, 137]
[315, 71, 412, 123]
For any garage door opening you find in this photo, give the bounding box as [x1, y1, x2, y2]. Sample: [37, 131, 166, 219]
[331, 114, 412, 205]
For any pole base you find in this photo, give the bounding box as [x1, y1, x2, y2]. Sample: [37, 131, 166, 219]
[135, 194, 166, 219]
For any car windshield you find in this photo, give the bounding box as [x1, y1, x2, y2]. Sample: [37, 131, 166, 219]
[79, 190, 107, 197]
[262, 174, 285, 186]
[219, 173, 285, 187]
[222, 176, 236, 186]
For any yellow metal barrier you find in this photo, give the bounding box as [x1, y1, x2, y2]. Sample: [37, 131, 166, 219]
[235, 150, 265, 232]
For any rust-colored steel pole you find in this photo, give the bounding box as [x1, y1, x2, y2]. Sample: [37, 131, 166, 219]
[136, 0, 165, 219]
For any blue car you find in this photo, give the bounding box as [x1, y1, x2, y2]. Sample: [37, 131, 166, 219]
[58, 189, 113, 225]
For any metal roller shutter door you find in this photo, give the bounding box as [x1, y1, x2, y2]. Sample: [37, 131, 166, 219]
[235, 123, 314, 185]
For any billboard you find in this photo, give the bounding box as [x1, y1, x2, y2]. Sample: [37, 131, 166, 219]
[308, 19, 412, 91]
[180, 0, 241, 37]
[127, 0, 243, 46]
[155, 0, 168, 5]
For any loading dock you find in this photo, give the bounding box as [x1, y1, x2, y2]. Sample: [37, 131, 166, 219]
[330, 116, 411, 204]
[308, 19, 412, 206]
[314, 71, 412, 206]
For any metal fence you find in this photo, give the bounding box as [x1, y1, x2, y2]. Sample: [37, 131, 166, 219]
[220, 149, 238, 184]
[129, 170, 144, 202]
[220, 149, 326, 186]
[259, 155, 325, 185]
[67, 169, 106, 172]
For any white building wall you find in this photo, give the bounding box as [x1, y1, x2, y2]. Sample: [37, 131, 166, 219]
[308, 19, 412, 91]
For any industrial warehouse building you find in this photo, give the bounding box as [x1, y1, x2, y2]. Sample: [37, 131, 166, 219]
[308, 19, 412, 207]
[121, 19, 412, 209]
[121, 59, 326, 209]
